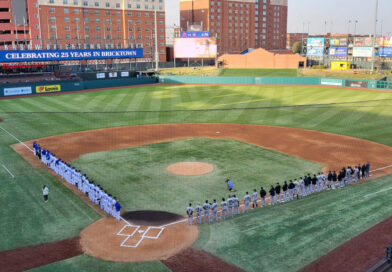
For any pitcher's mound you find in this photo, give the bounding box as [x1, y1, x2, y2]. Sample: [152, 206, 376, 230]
[166, 162, 214, 176]
[122, 210, 183, 226]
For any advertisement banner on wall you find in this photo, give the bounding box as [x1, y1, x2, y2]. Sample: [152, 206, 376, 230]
[0, 49, 144, 62]
[174, 38, 217, 58]
[36, 85, 61, 93]
[379, 47, 392, 57]
[354, 37, 373, 47]
[180, 32, 210, 38]
[3, 86, 32, 96]
[330, 38, 348, 46]
[96, 73, 105, 79]
[307, 37, 325, 47]
[108, 72, 118, 78]
[306, 47, 324, 56]
[353, 47, 373, 57]
[321, 78, 343, 86]
[379, 37, 392, 47]
[345, 80, 368, 88]
[329, 47, 348, 57]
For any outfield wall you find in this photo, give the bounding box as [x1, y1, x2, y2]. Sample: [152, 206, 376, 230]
[0, 77, 157, 98]
[159, 76, 392, 91]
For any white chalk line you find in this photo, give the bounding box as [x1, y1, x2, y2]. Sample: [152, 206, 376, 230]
[364, 187, 392, 198]
[370, 164, 392, 173]
[117, 216, 164, 248]
[0, 125, 33, 152]
[2, 164, 14, 178]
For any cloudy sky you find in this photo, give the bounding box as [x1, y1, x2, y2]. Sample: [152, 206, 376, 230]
[165, 0, 392, 36]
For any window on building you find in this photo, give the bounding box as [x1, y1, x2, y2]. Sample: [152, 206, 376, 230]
[83, 1, 88, 6]
[105, 2, 110, 7]
[74, 9, 79, 14]
[64, 8, 69, 13]
[95, 2, 99, 7]
[63, 0, 68, 4]
[50, 16, 56, 22]
[50, 7, 55, 13]
[75, 17, 80, 22]
[64, 17, 69, 22]
[96, 18, 100, 22]
[65, 25, 70, 30]
[73, 0, 78, 4]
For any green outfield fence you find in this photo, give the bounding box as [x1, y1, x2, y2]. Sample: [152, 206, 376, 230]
[1, 75, 392, 98]
[159, 76, 392, 91]
[0, 77, 157, 98]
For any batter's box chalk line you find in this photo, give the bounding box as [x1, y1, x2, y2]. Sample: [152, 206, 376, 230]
[117, 217, 164, 248]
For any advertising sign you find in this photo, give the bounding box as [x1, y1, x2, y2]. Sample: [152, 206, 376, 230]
[306, 47, 324, 56]
[379, 47, 392, 57]
[345, 80, 368, 88]
[3, 86, 32, 96]
[329, 47, 348, 57]
[96, 73, 105, 79]
[121, 71, 129, 77]
[307, 37, 325, 47]
[321, 78, 343, 86]
[0, 49, 144, 62]
[330, 38, 347, 46]
[180, 32, 210, 38]
[354, 37, 373, 47]
[353, 47, 373, 57]
[379, 37, 392, 47]
[174, 38, 217, 58]
[108, 72, 118, 78]
[36, 85, 61, 93]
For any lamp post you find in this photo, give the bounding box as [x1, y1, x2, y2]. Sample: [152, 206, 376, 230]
[371, 0, 378, 71]
[354, 20, 358, 37]
[347, 20, 351, 34]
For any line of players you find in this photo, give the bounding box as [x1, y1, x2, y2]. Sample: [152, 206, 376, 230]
[186, 164, 371, 225]
[32, 142, 122, 220]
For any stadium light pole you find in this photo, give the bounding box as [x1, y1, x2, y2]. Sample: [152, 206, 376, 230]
[371, 0, 379, 71]
[154, 4, 159, 72]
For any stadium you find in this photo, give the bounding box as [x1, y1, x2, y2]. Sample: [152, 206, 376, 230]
[1, 0, 392, 272]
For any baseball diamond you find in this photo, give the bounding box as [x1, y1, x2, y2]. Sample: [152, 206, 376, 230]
[1, 83, 392, 272]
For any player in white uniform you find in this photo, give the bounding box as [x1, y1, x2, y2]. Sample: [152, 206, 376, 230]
[211, 200, 218, 222]
[220, 198, 228, 220]
[203, 200, 210, 223]
[186, 203, 194, 225]
[252, 189, 258, 209]
[243, 192, 251, 213]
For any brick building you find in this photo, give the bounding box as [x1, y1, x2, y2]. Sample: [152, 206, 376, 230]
[0, 0, 40, 49]
[180, 0, 287, 55]
[286, 33, 308, 50]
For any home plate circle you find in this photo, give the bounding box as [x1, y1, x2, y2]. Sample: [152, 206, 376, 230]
[166, 162, 214, 176]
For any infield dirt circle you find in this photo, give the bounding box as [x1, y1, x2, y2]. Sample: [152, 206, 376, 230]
[166, 162, 214, 176]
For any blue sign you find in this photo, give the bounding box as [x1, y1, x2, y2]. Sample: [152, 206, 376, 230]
[379, 47, 392, 57]
[307, 47, 324, 56]
[180, 32, 210, 38]
[329, 47, 348, 57]
[0, 49, 143, 62]
[307, 37, 325, 47]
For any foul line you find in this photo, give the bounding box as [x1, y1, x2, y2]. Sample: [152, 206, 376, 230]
[364, 187, 392, 198]
[370, 165, 392, 173]
[2, 164, 14, 178]
[0, 125, 33, 153]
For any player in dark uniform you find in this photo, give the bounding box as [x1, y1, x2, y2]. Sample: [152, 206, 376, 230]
[311, 175, 317, 192]
[269, 185, 276, 205]
[327, 170, 332, 190]
[260, 186, 266, 206]
[282, 181, 288, 202]
[275, 183, 281, 203]
[288, 180, 295, 200]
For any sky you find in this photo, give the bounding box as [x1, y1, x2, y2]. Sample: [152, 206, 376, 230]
[165, 0, 392, 36]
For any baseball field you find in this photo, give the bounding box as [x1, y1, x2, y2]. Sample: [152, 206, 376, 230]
[1, 83, 392, 271]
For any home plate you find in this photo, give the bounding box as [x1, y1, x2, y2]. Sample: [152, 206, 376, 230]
[138, 230, 145, 234]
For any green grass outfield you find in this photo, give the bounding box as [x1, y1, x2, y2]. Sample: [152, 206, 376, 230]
[220, 68, 298, 77]
[0, 84, 391, 271]
[72, 138, 321, 214]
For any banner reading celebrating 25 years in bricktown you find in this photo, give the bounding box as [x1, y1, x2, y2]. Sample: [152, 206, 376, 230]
[0, 49, 143, 62]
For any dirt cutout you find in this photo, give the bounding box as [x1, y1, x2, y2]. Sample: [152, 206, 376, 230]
[166, 162, 214, 176]
[0, 237, 82, 272]
[80, 217, 198, 262]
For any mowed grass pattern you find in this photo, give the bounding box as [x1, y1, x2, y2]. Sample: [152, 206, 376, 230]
[0, 84, 391, 271]
[220, 68, 298, 77]
[72, 138, 322, 214]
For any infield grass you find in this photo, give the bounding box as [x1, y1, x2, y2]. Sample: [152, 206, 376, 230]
[72, 138, 321, 214]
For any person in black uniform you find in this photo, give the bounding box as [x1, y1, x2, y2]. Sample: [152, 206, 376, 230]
[288, 180, 295, 200]
[332, 170, 337, 189]
[312, 174, 318, 192]
[303, 175, 309, 196]
[275, 183, 281, 203]
[260, 186, 267, 206]
[282, 181, 288, 202]
[327, 170, 333, 190]
[361, 164, 366, 179]
[269, 185, 276, 205]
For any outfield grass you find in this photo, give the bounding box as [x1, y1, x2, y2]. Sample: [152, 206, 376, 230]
[160, 66, 219, 76]
[220, 68, 298, 77]
[28, 255, 169, 272]
[72, 138, 321, 214]
[0, 84, 391, 271]
[299, 69, 390, 80]
[195, 175, 392, 272]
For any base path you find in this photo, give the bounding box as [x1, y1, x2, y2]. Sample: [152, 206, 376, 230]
[301, 215, 392, 272]
[0, 237, 82, 272]
[18, 123, 392, 178]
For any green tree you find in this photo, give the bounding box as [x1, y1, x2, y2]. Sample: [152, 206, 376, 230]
[292, 41, 302, 54]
